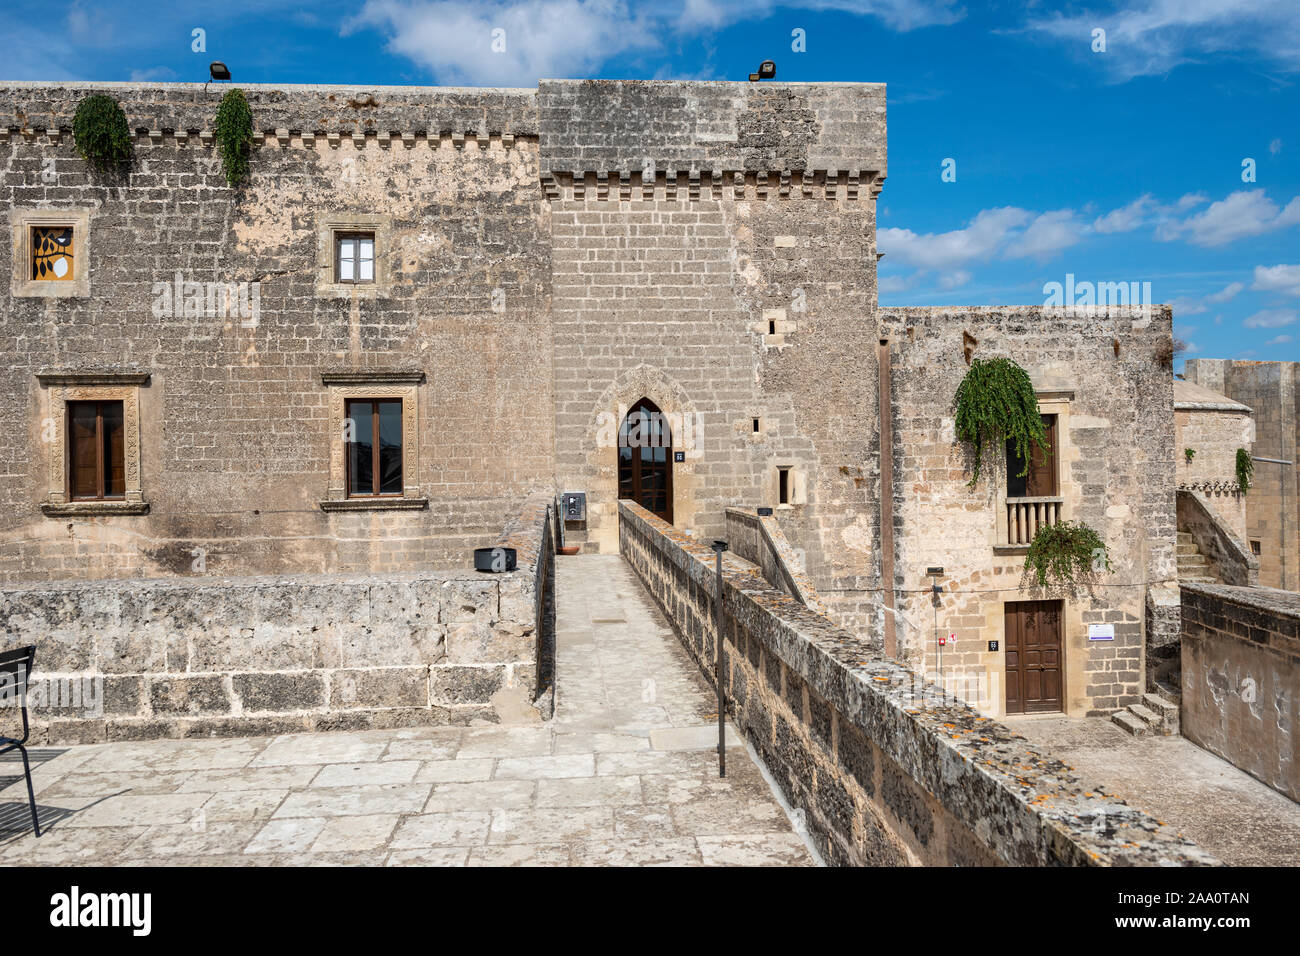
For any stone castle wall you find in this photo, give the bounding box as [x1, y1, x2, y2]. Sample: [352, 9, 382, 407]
[0, 82, 552, 583]
[1184, 360, 1299, 590]
[875, 306, 1176, 716]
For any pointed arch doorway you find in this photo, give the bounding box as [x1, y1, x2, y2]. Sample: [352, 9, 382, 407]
[618, 397, 673, 523]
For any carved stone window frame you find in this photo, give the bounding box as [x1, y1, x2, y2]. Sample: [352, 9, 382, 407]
[318, 370, 426, 512]
[315, 214, 393, 299]
[11, 207, 92, 298]
[36, 371, 149, 516]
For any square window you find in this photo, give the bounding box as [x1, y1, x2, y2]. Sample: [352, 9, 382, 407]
[68, 400, 126, 501]
[335, 232, 376, 284]
[346, 398, 403, 497]
[11, 207, 91, 298]
[32, 226, 75, 281]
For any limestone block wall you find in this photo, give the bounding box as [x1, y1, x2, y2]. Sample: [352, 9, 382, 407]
[1185, 360, 1299, 590]
[619, 500, 1217, 866]
[873, 306, 1177, 717]
[0, 82, 553, 583]
[547, 177, 881, 576]
[0, 494, 555, 744]
[1180, 583, 1300, 802]
[1173, 385, 1252, 541]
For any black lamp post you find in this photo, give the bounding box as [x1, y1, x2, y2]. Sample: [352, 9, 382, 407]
[711, 539, 729, 777]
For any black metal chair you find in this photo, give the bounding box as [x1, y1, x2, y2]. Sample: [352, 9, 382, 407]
[0, 645, 40, 837]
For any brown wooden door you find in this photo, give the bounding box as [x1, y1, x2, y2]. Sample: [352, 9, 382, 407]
[1004, 600, 1063, 714]
[618, 398, 673, 523]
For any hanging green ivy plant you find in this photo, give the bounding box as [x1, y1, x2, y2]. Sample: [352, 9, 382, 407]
[72, 93, 132, 173]
[953, 357, 1049, 488]
[1024, 521, 1111, 589]
[1236, 448, 1254, 495]
[214, 88, 254, 188]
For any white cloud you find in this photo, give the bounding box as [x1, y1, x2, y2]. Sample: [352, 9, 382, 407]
[1169, 297, 1206, 316]
[938, 269, 972, 290]
[1252, 264, 1300, 296]
[348, 0, 965, 84]
[348, 0, 658, 86]
[1157, 190, 1300, 247]
[878, 273, 917, 294]
[1207, 281, 1244, 303]
[879, 207, 1032, 271]
[1243, 309, 1297, 329]
[1093, 195, 1155, 234]
[1266, 334, 1293, 345]
[1024, 0, 1300, 80]
[1003, 209, 1087, 262]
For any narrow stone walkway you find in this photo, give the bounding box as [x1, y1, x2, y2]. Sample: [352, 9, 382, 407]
[0, 555, 812, 866]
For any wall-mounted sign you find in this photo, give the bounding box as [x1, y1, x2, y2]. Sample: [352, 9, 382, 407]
[674, 451, 685, 462]
[1088, 623, 1115, 641]
[988, 640, 999, 652]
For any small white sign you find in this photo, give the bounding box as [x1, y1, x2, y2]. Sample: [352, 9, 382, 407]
[1088, 623, 1115, 641]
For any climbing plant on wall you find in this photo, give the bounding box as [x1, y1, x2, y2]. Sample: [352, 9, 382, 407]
[1236, 448, 1254, 495]
[1024, 521, 1110, 589]
[214, 88, 254, 188]
[72, 94, 132, 172]
[953, 357, 1049, 487]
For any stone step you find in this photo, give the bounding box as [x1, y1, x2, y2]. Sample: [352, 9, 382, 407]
[1177, 542, 1199, 555]
[1128, 703, 1162, 728]
[1177, 531, 1194, 543]
[1180, 574, 1218, 583]
[1142, 693, 1178, 721]
[1111, 710, 1151, 736]
[1154, 679, 1182, 705]
[1178, 553, 1210, 566]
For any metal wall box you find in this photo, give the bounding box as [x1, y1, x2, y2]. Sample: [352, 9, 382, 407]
[562, 492, 587, 521]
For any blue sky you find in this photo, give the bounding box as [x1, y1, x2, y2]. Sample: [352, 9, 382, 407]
[4, 0, 1298, 366]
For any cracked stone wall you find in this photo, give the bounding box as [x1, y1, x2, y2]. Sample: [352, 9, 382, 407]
[1181, 582, 1299, 802]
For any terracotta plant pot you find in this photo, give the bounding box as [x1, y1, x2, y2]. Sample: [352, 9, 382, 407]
[558, 545, 581, 556]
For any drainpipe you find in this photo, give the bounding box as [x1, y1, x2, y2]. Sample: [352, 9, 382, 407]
[878, 338, 897, 657]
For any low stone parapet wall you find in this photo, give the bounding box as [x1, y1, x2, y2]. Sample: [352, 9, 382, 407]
[620, 500, 1218, 867]
[0, 494, 555, 744]
[1181, 582, 1300, 801]
[724, 508, 827, 615]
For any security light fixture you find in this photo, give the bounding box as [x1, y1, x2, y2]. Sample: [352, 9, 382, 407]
[748, 60, 776, 82]
[205, 61, 231, 91]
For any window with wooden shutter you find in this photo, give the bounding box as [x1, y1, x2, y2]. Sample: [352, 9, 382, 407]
[68, 400, 126, 500]
[1006, 414, 1057, 497]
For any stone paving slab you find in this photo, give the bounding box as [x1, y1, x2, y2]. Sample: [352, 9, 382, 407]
[0, 555, 813, 867]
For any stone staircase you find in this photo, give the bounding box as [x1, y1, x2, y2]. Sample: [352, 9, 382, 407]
[1111, 681, 1181, 736]
[1177, 531, 1219, 583]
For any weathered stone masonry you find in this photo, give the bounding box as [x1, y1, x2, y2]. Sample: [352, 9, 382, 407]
[0, 493, 554, 744]
[0, 77, 1178, 725]
[620, 500, 1217, 866]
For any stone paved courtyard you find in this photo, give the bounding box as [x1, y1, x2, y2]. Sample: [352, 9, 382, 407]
[1004, 715, 1300, 867]
[0, 555, 813, 866]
